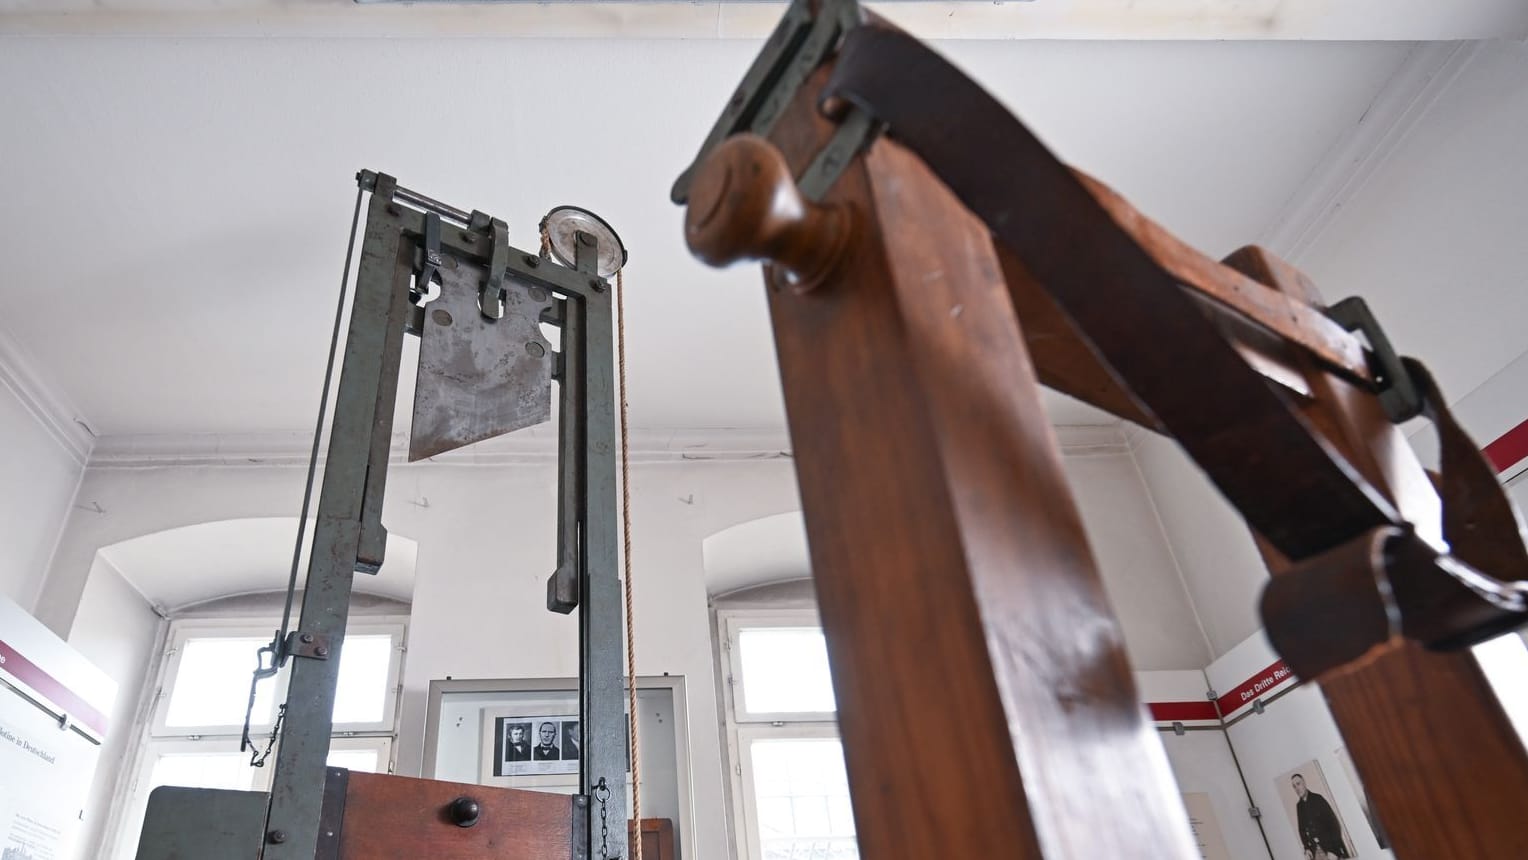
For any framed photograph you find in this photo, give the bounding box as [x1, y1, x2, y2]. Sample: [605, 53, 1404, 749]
[489, 714, 580, 776]
[1275, 759, 1357, 859]
[423, 675, 695, 858]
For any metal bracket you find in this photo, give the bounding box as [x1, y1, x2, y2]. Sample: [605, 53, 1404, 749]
[416, 212, 444, 302]
[1324, 296, 1422, 423]
[315, 767, 349, 860]
[1171, 721, 1186, 736]
[1251, 699, 1265, 715]
[480, 218, 511, 320]
[1249, 806, 1263, 820]
[285, 631, 332, 660]
[670, 0, 868, 205]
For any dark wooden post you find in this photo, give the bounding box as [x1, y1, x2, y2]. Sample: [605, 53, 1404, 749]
[684, 93, 1200, 858]
[1226, 246, 1528, 859]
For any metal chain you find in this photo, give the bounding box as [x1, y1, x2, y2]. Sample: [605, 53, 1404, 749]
[616, 266, 644, 860]
[251, 704, 287, 768]
[594, 777, 613, 859]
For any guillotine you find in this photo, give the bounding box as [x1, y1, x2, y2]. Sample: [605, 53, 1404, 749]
[672, 1, 1528, 857]
[137, 172, 635, 859]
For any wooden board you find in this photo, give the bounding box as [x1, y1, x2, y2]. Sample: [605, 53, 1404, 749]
[337, 772, 576, 859]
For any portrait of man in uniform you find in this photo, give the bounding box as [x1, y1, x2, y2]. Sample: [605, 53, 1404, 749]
[1277, 760, 1355, 859]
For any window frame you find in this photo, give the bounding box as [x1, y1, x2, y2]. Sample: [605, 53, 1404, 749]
[721, 611, 839, 724]
[718, 608, 853, 860]
[150, 617, 406, 738]
[734, 724, 857, 860]
[111, 615, 407, 860]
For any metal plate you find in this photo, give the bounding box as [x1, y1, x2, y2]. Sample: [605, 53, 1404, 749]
[135, 786, 266, 859]
[410, 257, 554, 461]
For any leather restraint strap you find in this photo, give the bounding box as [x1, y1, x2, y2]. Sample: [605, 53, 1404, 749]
[821, 25, 1528, 651]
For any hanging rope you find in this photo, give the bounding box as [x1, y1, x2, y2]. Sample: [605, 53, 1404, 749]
[616, 265, 644, 860]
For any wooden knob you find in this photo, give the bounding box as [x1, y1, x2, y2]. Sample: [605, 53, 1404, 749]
[685, 133, 852, 292]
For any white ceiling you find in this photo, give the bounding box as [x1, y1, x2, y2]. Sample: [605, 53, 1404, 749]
[0, 24, 1417, 444]
[98, 517, 417, 610]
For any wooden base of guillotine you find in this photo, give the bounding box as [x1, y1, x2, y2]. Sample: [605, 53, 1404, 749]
[138, 771, 673, 859]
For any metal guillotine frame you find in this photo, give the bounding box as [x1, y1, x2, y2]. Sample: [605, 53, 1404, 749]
[136, 171, 631, 859]
[673, 2, 1528, 857]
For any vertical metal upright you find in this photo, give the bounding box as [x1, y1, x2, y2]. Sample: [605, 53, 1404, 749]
[262, 179, 411, 857]
[573, 229, 628, 860]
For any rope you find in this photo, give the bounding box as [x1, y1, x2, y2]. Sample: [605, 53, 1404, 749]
[616, 265, 644, 860]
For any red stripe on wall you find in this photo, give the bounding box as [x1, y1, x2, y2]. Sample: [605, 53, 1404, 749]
[1215, 660, 1294, 716]
[0, 638, 109, 736]
[1485, 418, 1528, 474]
[1148, 701, 1219, 723]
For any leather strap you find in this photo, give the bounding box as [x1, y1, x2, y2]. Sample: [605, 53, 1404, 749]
[824, 25, 1398, 560]
[823, 24, 1527, 648]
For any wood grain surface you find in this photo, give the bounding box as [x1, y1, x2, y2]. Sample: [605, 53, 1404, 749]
[692, 63, 1200, 859]
[338, 772, 574, 859]
[1228, 246, 1528, 860]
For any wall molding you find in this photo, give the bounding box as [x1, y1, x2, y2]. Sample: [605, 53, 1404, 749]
[0, 326, 95, 465]
[1259, 40, 1482, 264]
[87, 422, 1128, 469]
[3, 1, 1527, 40]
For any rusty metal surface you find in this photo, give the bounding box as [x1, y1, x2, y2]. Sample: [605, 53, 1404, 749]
[409, 260, 553, 461]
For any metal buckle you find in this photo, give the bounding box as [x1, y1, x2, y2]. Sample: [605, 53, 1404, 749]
[1324, 296, 1422, 423]
[670, 0, 867, 205]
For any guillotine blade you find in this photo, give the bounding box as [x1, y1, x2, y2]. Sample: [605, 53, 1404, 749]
[409, 261, 554, 461]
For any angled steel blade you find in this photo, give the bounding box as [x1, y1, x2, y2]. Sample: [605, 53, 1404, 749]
[410, 260, 553, 461]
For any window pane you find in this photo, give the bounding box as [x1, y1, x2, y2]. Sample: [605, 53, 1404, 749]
[333, 634, 394, 725]
[164, 637, 278, 728]
[750, 738, 858, 860]
[738, 628, 836, 714]
[149, 751, 258, 792]
[327, 748, 382, 774]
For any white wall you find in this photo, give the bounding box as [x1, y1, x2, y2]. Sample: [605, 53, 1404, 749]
[1130, 432, 1270, 659]
[1140, 669, 1272, 860]
[0, 365, 85, 609]
[1297, 41, 1528, 414]
[1063, 451, 1212, 670]
[66, 554, 164, 860]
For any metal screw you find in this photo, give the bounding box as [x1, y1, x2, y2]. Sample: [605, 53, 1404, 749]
[315, 646, 330, 658]
[589, 278, 604, 291]
[268, 830, 287, 844]
[528, 286, 549, 303]
[523, 253, 541, 268]
[432, 309, 453, 328]
[460, 231, 475, 243]
[526, 342, 546, 358]
[300, 633, 314, 644]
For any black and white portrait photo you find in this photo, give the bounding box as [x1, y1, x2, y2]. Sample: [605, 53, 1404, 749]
[491, 714, 580, 776]
[1276, 760, 1356, 859]
[533, 721, 561, 760]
